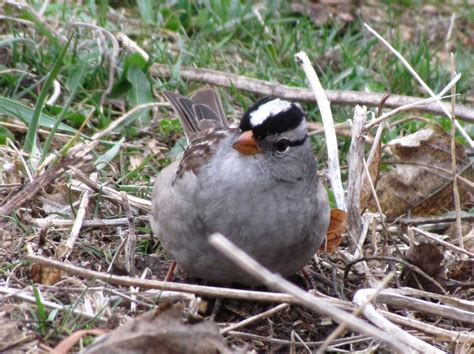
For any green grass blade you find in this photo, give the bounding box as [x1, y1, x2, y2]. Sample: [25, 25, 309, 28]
[95, 137, 125, 171]
[40, 60, 88, 164]
[32, 285, 48, 336]
[23, 33, 74, 158]
[0, 97, 77, 134]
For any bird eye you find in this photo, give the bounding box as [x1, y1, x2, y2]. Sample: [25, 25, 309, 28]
[274, 138, 290, 154]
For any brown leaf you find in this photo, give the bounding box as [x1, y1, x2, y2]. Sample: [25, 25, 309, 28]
[31, 263, 62, 285]
[83, 302, 232, 354]
[402, 242, 446, 293]
[447, 259, 474, 283]
[320, 208, 347, 253]
[0, 307, 39, 352]
[371, 126, 472, 220]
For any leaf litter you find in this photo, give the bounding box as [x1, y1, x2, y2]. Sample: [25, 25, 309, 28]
[0, 2, 473, 353]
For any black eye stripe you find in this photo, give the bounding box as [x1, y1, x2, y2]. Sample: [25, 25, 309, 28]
[274, 135, 307, 153]
[287, 135, 307, 147]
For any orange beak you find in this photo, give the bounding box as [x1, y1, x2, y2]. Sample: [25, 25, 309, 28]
[233, 130, 260, 155]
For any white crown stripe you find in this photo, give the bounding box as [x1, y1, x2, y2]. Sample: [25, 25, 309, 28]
[249, 99, 292, 127]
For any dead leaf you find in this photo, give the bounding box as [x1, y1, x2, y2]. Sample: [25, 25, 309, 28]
[320, 208, 347, 253]
[31, 263, 62, 285]
[370, 126, 473, 220]
[447, 259, 474, 283]
[82, 302, 233, 354]
[0, 306, 40, 352]
[402, 242, 446, 293]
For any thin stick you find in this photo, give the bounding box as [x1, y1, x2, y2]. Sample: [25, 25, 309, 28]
[450, 53, 464, 250]
[209, 233, 409, 352]
[26, 254, 300, 303]
[354, 289, 443, 354]
[295, 52, 346, 211]
[226, 331, 372, 347]
[316, 272, 395, 354]
[365, 74, 461, 130]
[146, 62, 474, 122]
[56, 187, 92, 260]
[121, 192, 136, 276]
[0, 286, 105, 322]
[220, 303, 289, 334]
[346, 105, 367, 239]
[33, 217, 133, 228]
[410, 227, 474, 258]
[364, 23, 473, 147]
[71, 167, 151, 212]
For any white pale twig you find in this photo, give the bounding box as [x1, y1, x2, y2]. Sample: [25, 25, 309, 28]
[0, 286, 105, 322]
[117, 32, 150, 61]
[365, 73, 461, 130]
[346, 105, 367, 240]
[410, 226, 474, 258]
[353, 289, 444, 354]
[364, 23, 473, 147]
[295, 52, 346, 210]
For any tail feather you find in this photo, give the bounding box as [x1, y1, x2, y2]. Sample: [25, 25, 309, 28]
[163, 89, 228, 142]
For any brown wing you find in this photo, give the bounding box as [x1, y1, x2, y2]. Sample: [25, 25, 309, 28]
[173, 128, 235, 184]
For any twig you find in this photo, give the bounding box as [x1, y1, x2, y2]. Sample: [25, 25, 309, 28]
[121, 34, 474, 122]
[209, 233, 409, 352]
[291, 330, 312, 353]
[71, 167, 151, 212]
[394, 287, 474, 312]
[376, 289, 474, 325]
[0, 141, 97, 220]
[450, 53, 464, 251]
[399, 214, 474, 225]
[344, 256, 447, 294]
[116, 32, 149, 61]
[26, 254, 300, 303]
[410, 227, 474, 258]
[445, 13, 456, 52]
[363, 159, 384, 223]
[353, 289, 444, 354]
[364, 23, 473, 147]
[0, 286, 106, 322]
[121, 192, 136, 276]
[119, 32, 474, 123]
[316, 272, 395, 354]
[146, 62, 474, 122]
[57, 187, 92, 260]
[33, 217, 135, 228]
[346, 105, 367, 238]
[220, 303, 289, 334]
[226, 331, 372, 348]
[295, 51, 346, 211]
[365, 74, 461, 130]
[382, 310, 474, 343]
